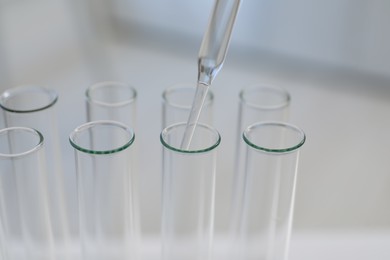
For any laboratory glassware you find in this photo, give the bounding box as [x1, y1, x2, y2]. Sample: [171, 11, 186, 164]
[161, 122, 221, 260]
[0, 127, 54, 260]
[69, 120, 139, 260]
[0, 86, 72, 251]
[85, 81, 141, 236]
[181, 0, 241, 149]
[197, 0, 242, 85]
[85, 81, 137, 128]
[235, 121, 305, 260]
[162, 84, 214, 128]
[230, 85, 291, 235]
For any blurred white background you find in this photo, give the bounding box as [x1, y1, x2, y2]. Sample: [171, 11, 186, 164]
[0, 0, 389, 257]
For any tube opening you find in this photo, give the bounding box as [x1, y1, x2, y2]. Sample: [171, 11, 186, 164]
[243, 121, 305, 153]
[69, 120, 135, 154]
[0, 85, 58, 113]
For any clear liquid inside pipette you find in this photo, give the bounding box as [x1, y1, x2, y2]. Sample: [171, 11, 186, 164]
[180, 0, 241, 150]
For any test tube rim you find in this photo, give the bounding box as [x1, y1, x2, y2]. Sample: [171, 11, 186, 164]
[243, 121, 305, 154]
[239, 84, 290, 110]
[0, 127, 44, 158]
[162, 84, 214, 110]
[160, 122, 221, 154]
[0, 85, 58, 113]
[86, 81, 137, 107]
[69, 120, 135, 155]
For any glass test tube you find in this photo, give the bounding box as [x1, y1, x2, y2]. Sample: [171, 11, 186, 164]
[231, 85, 291, 234]
[85, 81, 137, 127]
[236, 122, 305, 260]
[237, 85, 290, 126]
[162, 84, 214, 128]
[161, 122, 221, 260]
[0, 127, 53, 260]
[0, 86, 71, 252]
[85, 81, 141, 237]
[69, 120, 139, 260]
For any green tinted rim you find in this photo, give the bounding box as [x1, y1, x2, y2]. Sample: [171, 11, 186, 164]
[0, 85, 58, 113]
[243, 121, 305, 153]
[239, 85, 290, 110]
[160, 122, 221, 154]
[69, 120, 135, 155]
[0, 127, 44, 158]
[86, 81, 137, 107]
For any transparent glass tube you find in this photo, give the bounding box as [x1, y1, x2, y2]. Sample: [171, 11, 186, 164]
[0, 86, 72, 252]
[0, 127, 54, 260]
[235, 122, 305, 260]
[69, 120, 139, 260]
[161, 122, 221, 260]
[237, 85, 290, 127]
[231, 85, 291, 235]
[85, 81, 141, 239]
[162, 84, 214, 128]
[85, 81, 137, 128]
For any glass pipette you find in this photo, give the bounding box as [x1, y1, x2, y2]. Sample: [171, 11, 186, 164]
[181, 0, 241, 150]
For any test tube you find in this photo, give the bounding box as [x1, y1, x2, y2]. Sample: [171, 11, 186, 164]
[85, 81, 137, 127]
[0, 86, 72, 254]
[161, 122, 220, 260]
[0, 127, 54, 260]
[230, 85, 291, 235]
[84, 81, 141, 238]
[69, 120, 139, 260]
[162, 84, 214, 128]
[236, 122, 305, 260]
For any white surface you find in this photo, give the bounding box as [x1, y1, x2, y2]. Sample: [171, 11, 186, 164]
[288, 231, 390, 260]
[139, 231, 390, 260]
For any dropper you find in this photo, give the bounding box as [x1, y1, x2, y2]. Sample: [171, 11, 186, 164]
[181, 0, 241, 149]
[198, 0, 242, 86]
